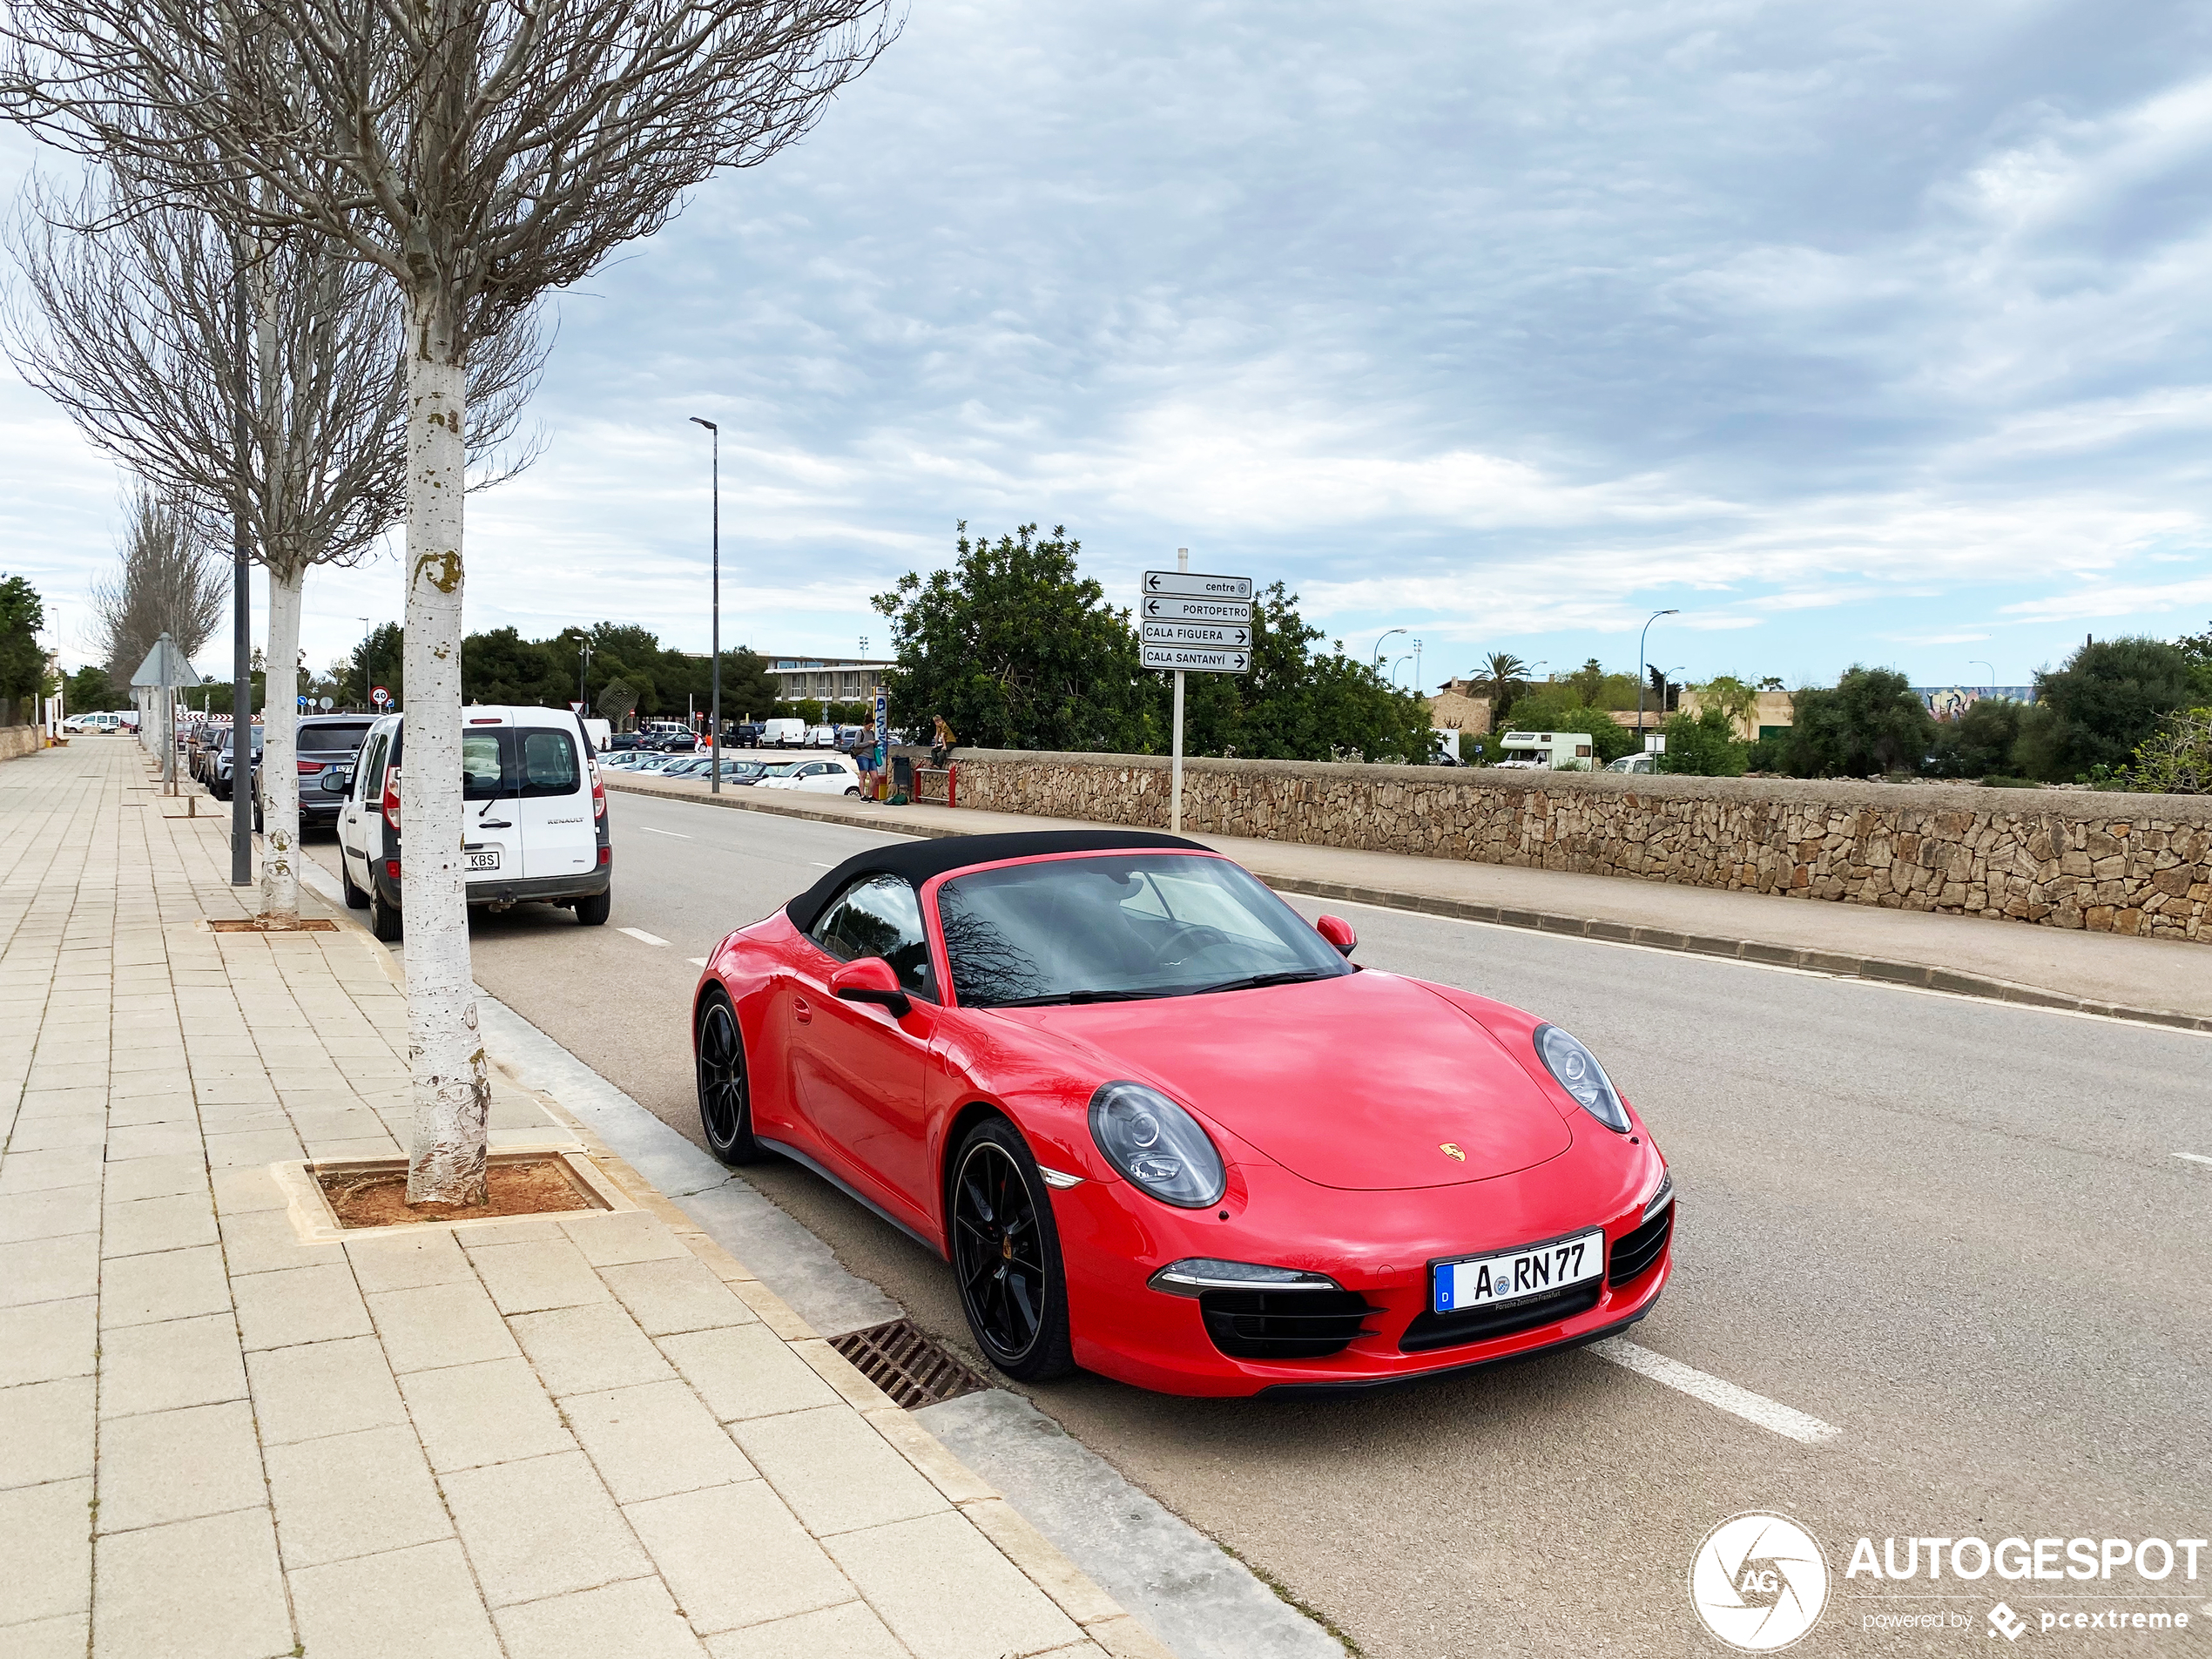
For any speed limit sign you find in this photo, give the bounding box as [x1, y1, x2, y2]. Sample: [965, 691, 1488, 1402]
[371, 686, 391, 709]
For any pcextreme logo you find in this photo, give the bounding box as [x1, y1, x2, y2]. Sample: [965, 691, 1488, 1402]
[1689, 1512, 1831, 1651]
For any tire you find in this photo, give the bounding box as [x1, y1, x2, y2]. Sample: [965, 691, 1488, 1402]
[369, 880, 402, 943]
[844, 786, 861, 797]
[339, 859, 368, 910]
[949, 1117, 1076, 1381]
[573, 889, 611, 927]
[694, 989, 761, 1164]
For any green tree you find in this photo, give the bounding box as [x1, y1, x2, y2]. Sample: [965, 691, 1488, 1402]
[2117, 708, 2212, 794]
[346, 623, 404, 710]
[65, 663, 116, 713]
[462, 626, 563, 706]
[2013, 637, 2199, 781]
[1782, 666, 1937, 777]
[1474, 651, 1531, 725]
[0, 575, 49, 725]
[1693, 675, 1759, 732]
[1657, 707, 1748, 776]
[873, 523, 1149, 752]
[1926, 697, 2026, 779]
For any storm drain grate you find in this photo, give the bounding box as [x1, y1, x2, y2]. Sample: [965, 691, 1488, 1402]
[826, 1318, 990, 1409]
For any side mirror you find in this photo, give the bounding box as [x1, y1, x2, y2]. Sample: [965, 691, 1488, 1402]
[829, 956, 911, 1018]
[326, 766, 354, 793]
[1315, 915, 1357, 957]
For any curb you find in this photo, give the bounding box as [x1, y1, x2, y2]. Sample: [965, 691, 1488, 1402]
[288, 840, 1177, 1659]
[605, 775, 2212, 1035]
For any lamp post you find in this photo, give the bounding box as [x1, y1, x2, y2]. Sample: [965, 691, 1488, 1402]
[1971, 659, 1994, 698]
[577, 640, 591, 712]
[1372, 626, 1408, 672]
[1637, 609, 1680, 736]
[690, 417, 722, 793]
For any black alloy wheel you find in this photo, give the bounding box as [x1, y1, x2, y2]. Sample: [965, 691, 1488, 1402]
[339, 860, 368, 910]
[368, 879, 401, 943]
[951, 1119, 1076, 1380]
[695, 990, 760, 1164]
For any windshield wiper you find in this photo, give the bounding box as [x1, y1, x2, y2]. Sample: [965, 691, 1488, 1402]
[984, 988, 1182, 1008]
[1194, 968, 1338, 995]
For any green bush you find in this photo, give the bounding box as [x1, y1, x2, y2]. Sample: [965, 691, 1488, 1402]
[2016, 637, 2199, 781]
[1781, 666, 1935, 777]
[2117, 708, 2212, 794]
[1925, 696, 2025, 779]
[1656, 707, 1748, 776]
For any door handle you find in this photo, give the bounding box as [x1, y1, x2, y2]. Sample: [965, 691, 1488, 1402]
[792, 996, 813, 1024]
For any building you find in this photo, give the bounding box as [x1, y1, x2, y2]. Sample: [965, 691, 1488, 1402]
[1675, 688, 1796, 742]
[1427, 679, 1494, 736]
[765, 656, 893, 705]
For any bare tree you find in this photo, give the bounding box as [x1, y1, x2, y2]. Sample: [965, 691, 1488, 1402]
[7, 164, 543, 924]
[91, 485, 225, 683]
[4, 0, 896, 1204]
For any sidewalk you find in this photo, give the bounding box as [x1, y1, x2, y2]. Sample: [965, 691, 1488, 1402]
[0, 740, 1166, 1659]
[607, 771, 2212, 1030]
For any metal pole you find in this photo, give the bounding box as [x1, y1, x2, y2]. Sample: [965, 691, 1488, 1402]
[1171, 548, 1188, 834]
[355, 617, 372, 712]
[1637, 608, 1678, 740]
[689, 420, 721, 793]
[229, 245, 253, 885]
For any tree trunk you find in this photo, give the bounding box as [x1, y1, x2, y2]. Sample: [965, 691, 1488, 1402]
[400, 287, 489, 1209]
[260, 560, 303, 924]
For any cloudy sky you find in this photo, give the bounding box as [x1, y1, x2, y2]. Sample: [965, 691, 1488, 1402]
[8, 0, 2212, 693]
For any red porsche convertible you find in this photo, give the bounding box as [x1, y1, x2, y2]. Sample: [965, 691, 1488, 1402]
[692, 829, 1673, 1396]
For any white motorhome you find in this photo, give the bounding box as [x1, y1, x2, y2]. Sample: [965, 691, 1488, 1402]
[1495, 731, 1596, 771]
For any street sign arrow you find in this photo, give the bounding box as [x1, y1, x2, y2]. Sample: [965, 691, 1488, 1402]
[1142, 594, 1252, 624]
[1143, 570, 1252, 601]
[1143, 620, 1251, 649]
[1142, 644, 1250, 674]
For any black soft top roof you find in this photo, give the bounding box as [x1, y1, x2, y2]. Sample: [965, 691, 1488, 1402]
[784, 829, 1211, 934]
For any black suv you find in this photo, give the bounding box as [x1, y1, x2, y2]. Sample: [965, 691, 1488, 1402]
[257, 716, 375, 831]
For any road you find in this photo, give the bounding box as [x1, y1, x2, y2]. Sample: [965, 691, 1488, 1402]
[309, 792, 2212, 1656]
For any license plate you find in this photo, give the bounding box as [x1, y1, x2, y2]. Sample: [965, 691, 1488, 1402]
[465, 850, 501, 872]
[1431, 1230, 1603, 1315]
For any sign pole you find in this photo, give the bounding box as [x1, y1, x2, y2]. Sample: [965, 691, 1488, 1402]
[1170, 548, 1188, 833]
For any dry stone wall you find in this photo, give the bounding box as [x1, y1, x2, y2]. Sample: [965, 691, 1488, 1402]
[0, 726, 41, 764]
[948, 750, 2212, 942]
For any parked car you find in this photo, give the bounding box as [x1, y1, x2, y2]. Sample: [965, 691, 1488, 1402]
[62, 711, 124, 735]
[755, 755, 863, 796]
[653, 731, 699, 752]
[606, 732, 647, 752]
[334, 705, 610, 941]
[212, 726, 265, 800]
[805, 724, 838, 747]
[658, 756, 715, 778]
[729, 723, 765, 748]
[759, 718, 807, 748]
[187, 724, 230, 783]
[1604, 752, 1657, 774]
[260, 715, 375, 833]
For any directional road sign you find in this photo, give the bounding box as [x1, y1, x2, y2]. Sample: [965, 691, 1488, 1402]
[1142, 619, 1251, 650]
[1143, 570, 1252, 601]
[1141, 593, 1252, 624]
[1142, 644, 1250, 674]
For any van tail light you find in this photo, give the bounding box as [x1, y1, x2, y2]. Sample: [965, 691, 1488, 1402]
[382, 766, 401, 834]
[591, 766, 606, 822]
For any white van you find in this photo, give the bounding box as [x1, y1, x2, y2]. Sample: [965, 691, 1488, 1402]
[334, 705, 611, 942]
[1495, 731, 1596, 771]
[759, 717, 807, 748]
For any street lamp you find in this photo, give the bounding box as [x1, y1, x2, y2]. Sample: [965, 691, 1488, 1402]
[690, 417, 722, 793]
[578, 639, 591, 711]
[1971, 659, 1994, 697]
[1372, 626, 1408, 672]
[1636, 609, 1680, 735]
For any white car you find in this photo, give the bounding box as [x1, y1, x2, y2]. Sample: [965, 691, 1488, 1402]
[1605, 752, 1658, 774]
[754, 756, 863, 796]
[334, 705, 611, 941]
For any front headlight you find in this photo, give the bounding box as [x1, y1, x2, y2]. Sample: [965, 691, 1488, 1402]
[1089, 1082, 1226, 1208]
[1534, 1024, 1631, 1134]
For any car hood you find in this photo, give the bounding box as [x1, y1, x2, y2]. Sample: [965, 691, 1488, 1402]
[992, 970, 1572, 1190]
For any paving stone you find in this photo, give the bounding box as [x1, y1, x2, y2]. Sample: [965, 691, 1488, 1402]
[266, 1424, 451, 1569]
[102, 1191, 219, 1258]
[105, 1122, 206, 1161]
[99, 1245, 232, 1328]
[731, 1406, 946, 1537]
[103, 1153, 210, 1204]
[97, 1399, 266, 1532]
[204, 1128, 303, 1168]
[287, 1537, 502, 1659]
[91, 1505, 293, 1659]
[246, 1335, 408, 1445]
[493, 1575, 705, 1659]
[601, 1254, 759, 1338]
[99, 1312, 247, 1419]
[564, 1379, 759, 1505]
[510, 1302, 675, 1397]
[467, 1239, 611, 1315]
[219, 1207, 346, 1277]
[442, 1449, 651, 1607]
[211, 1164, 289, 1215]
[345, 1227, 475, 1293]
[561, 1209, 690, 1267]
[0, 1230, 99, 1306]
[7, 1114, 111, 1152]
[625, 1480, 853, 1634]
[0, 1612, 91, 1659]
[398, 1356, 575, 1473]
[0, 1146, 103, 1195]
[451, 1217, 569, 1247]
[107, 1091, 198, 1127]
[0, 1375, 96, 1489]
[0, 1184, 100, 1244]
[705, 1600, 909, 1659]
[659, 1325, 841, 1423]
[0, 1476, 92, 1625]
[367, 1279, 521, 1373]
[823, 1511, 1081, 1659]
[11, 1087, 106, 1118]
[232, 1262, 371, 1350]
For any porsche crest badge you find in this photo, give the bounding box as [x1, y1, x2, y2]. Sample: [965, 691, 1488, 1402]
[1439, 1143, 1465, 1162]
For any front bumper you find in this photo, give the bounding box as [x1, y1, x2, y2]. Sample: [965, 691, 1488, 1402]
[1051, 1146, 1673, 1397]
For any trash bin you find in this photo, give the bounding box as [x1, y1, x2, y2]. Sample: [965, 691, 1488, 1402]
[891, 755, 914, 797]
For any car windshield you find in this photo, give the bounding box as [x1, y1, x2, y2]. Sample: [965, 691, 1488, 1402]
[934, 853, 1352, 1008]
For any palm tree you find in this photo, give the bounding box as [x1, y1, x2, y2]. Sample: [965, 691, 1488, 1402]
[1477, 651, 1530, 721]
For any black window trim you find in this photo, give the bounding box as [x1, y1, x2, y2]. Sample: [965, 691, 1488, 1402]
[807, 872, 938, 1003]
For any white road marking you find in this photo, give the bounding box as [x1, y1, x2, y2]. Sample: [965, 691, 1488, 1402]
[617, 927, 671, 947]
[637, 826, 691, 839]
[807, 861, 833, 867]
[2175, 1152, 2212, 1168]
[1590, 1338, 1839, 1446]
[687, 957, 708, 968]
